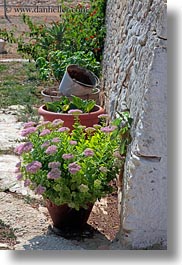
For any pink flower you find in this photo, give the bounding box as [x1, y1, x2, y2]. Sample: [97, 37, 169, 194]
[68, 109, 83, 115]
[14, 142, 33, 155]
[22, 142, 33, 152]
[101, 126, 117, 133]
[70, 140, 77, 145]
[85, 3, 90, 10]
[23, 121, 37, 129]
[52, 119, 64, 126]
[34, 185, 46, 195]
[98, 114, 109, 119]
[84, 127, 96, 134]
[14, 167, 20, 173]
[68, 163, 81, 174]
[16, 173, 23, 180]
[26, 161, 42, 173]
[48, 162, 61, 168]
[21, 127, 37, 137]
[83, 148, 94, 157]
[41, 141, 50, 148]
[40, 129, 51, 136]
[52, 137, 60, 143]
[24, 179, 31, 187]
[62, 153, 74, 160]
[57, 127, 70, 132]
[45, 145, 57, 155]
[15, 162, 21, 168]
[47, 168, 61, 179]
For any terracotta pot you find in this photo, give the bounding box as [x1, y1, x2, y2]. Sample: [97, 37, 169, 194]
[75, 88, 101, 105]
[41, 88, 101, 104]
[41, 90, 61, 102]
[46, 200, 93, 229]
[38, 104, 105, 130]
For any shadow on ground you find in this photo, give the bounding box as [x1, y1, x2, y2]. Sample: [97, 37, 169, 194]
[16, 224, 111, 250]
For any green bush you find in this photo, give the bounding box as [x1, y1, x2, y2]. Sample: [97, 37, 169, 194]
[0, 0, 107, 82]
[36, 50, 101, 82]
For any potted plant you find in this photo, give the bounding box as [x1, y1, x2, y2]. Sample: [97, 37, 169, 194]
[14, 114, 128, 232]
[38, 95, 105, 130]
[39, 59, 101, 104]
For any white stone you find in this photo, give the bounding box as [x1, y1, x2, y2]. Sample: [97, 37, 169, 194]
[102, 0, 167, 249]
[121, 46, 167, 249]
[0, 39, 6, 53]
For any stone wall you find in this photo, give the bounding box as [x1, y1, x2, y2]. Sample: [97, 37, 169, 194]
[102, 0, 167, 249]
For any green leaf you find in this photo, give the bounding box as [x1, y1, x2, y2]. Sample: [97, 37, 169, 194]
[62, 104, 70, 112]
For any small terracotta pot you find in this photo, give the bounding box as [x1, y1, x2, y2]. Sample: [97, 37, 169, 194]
[38, 104, 105, 130]
[46, 200, 93, 229]
[41, 88, 101, 104]
[41, 90, 61, 102]
[75, 88, 101, 105]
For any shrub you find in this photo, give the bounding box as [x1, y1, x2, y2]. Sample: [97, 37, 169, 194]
[14, 113, 131, 210]
[0, 0, 107, 82]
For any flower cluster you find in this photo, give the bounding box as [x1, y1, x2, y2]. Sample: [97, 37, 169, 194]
[15, 116, 124, 210]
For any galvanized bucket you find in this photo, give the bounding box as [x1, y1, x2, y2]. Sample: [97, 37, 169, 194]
[59, 64, 98, 96]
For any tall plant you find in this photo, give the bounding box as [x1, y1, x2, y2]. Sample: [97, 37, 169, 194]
[61, 0, 106, 62]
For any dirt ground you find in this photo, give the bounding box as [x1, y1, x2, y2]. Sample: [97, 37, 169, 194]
[88, 191, 120, 241]
[0, 0, 121, 244]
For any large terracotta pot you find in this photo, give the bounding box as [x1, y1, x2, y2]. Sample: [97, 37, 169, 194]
[38, 104, 105, 130]
[46, 200, 93, 230]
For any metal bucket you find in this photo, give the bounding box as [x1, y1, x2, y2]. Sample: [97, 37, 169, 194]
[59, 64, 98, 96]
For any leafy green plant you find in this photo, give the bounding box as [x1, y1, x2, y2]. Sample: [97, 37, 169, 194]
[61, 0, 106, 61]
[45, 95, 96, 113]
[3, 14, 66, 61]
[111, 111, 133, 156]
[14, 113, 130, 210]
[0, 0, 106, 82]
[36, 50, 101, 82]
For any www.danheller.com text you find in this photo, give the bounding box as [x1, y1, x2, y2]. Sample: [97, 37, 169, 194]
[1, 5, 88, 14]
